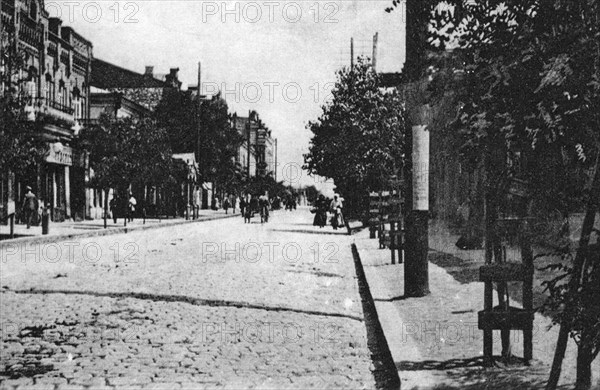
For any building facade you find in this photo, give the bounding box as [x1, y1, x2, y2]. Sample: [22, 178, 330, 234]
[232, 112, 277, 180]
[1, 0, 92, 223]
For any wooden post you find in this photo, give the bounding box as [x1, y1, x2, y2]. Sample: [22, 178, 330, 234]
[9, 214, 14, 238]
[103, 189, 108, 229]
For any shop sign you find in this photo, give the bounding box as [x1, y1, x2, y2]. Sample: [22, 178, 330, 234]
[46, 144, 73, 166]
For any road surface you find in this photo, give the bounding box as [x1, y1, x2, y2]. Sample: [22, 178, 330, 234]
[0, 208, 376, 389]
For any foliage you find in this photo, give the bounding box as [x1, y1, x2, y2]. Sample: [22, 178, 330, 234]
[399, 0, 600, 386]
[82, 114, 174, 191]
[0, 29, 46, 176]
[243, 175, 288, 199]
[154, 88, 198, 154]
[304, 57, 406, 216]
[0, 97, 45, 175]
[155, 91, 244, 190]
[303, 185, 321, 205]
[198, 93, 244, 188]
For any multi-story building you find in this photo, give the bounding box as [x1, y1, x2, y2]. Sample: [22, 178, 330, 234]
[231, 111, 277, 179]
[91, 59, 180, 110]
[1, 0, 93, 223]
[90, 59, 196, 218]
[232, 114, 255, 178]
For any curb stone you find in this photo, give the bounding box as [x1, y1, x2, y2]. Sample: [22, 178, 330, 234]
[0, 213, 239, 249]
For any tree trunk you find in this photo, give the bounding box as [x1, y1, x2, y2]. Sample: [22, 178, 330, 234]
[575, 341, 594, 390]
[103, 189, 108, 229]
[547, 155, 600, 390]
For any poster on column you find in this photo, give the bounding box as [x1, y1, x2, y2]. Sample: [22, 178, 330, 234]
[412, 125, 429, 211]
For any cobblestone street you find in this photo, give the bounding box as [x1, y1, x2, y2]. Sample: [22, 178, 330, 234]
[0, 209, 376, 389]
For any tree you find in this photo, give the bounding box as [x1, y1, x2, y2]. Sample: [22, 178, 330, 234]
[82, 114, 174, 227]
[408, 0, 600, 387]
[304, 185, 321, 205]
[155, 88, 197, 154]
[304, 57, 406, 218]
[0, 28, 45, 178]
[155, 91, 243, 195]
[198, 93, 244, 191]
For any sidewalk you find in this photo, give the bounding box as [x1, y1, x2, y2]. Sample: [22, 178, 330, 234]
[352, 227, 599, 390]
[0, 209, 240, 246]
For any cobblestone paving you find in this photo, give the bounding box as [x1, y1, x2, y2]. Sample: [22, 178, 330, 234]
[0, 210, 375, 389]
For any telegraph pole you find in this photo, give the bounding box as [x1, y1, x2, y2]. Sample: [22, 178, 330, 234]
[372, 32, 378, 71]
[403, 0, 431, 297]
[350, 37, 354, 68]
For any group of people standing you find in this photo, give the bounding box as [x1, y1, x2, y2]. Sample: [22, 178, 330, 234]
[109, 193, 137, 223]
[312, 194, 344, 230]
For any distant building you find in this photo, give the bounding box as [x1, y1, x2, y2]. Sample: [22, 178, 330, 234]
[91, 59, 181, 110]
[231, 112, 277, 179]
[89, 60, 187, 218]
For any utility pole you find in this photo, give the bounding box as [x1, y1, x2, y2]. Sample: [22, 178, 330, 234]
[196, 61, 202, 174]
[372, 32, 378, 71]
[274, 138, 278, 182]
[350, 37, 354, 68]
[247, 110, 251, 179]
[403, 0, 431, 297]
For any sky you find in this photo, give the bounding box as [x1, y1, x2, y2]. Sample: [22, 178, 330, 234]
[49, 0, 406, 195]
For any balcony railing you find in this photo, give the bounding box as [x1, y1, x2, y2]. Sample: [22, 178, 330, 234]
[34, 97, 75, 127]
[1, 0, 14, 33]
[47, 41, 58, 57]
[18, 15, 42, 48]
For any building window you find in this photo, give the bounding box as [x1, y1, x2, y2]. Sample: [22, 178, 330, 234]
[29, 1, 38, 20]
[72, 90, 81, 120]
[58, 80, 67, 107]
[80, 96, 86, 119]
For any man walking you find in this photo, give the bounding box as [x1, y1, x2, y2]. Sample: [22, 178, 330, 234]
[22, 186, 38, 229]
[127, 193, 137, 222]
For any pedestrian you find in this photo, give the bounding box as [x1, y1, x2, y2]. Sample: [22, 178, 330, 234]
[244, 193, 254, 223]
[193, 186, 201, 219]
[21, 186, 38, 229]
[240, 193, 247, 219]
[128, 193, 137, 222]
[223, 195, 230, 214]
[312, 194, 328, 228]
[329, 194, 344, 230]
[259, 192, 270, 223]
[109, 196, 117, 224]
